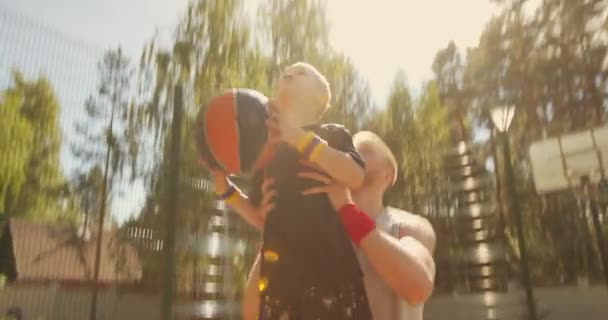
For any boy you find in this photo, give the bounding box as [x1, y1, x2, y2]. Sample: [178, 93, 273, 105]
[242, 131, 436, 320]
[205, 62, 372, 319]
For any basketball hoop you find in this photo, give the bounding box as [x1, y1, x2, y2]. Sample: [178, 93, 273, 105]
[529, 125, 608, 288]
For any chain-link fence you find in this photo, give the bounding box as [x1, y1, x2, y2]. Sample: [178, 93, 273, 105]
[0, 6, 259, 320]
[3, 3, 608, 320]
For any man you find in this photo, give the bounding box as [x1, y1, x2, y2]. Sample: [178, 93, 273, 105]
[242, 131, 436, 319]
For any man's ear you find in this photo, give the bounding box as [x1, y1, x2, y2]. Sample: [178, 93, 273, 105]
[383, 168, 394, 187]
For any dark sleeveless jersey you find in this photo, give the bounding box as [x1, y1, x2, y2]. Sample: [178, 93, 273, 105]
[250, 123, 372, 319]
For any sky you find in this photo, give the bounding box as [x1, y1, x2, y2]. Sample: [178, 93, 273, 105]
[326, 0, 497, 104]
[1, 0, 499, 104]
[0, 0, 500, 224]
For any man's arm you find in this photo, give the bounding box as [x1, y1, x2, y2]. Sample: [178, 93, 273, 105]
[299, 172, 437, 305]
[358, 212, 436, 305]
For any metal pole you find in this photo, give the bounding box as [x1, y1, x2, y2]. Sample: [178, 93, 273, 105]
[89, 145, 110, 320]
[501, 132, 537, 320]
[582, 178, 608, 288]
[162, 84, 184, 320]
[491, 129, 506, 229]
[89, 95, 116, 320]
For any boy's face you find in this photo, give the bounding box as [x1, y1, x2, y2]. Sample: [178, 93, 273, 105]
[275, 63, 327, 114]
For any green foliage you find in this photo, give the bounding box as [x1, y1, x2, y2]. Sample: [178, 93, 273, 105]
[69, 47, 142, 232]
[132, 0, 378, 295]
[71, 165, 104, 229]
[365, 74, 450, 215]
[432, 0, 608, 286]
[0, 71, 68, 222]
[64, 0, 608, 294]
[0, 89, 33, 215]
[258, 0, 331, 77]
[136, 0, 262, 294]
[72, 48, 139, 180]
[320, 54, 374, 131]
[370, 71, 417, 209]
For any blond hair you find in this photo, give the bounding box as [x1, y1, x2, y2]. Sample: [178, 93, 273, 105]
[281, 62, 331, 116]
[353, 131, 398, 186]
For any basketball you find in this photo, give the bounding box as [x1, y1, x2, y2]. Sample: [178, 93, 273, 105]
[195, 88, 273, 175]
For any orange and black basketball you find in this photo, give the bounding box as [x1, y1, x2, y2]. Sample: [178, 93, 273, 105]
[195, 88, 273, 175]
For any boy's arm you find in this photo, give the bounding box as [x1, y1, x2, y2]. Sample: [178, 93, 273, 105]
[285, 125, 365, 189]
[211, 171, 265, 230]
[311, 143, 365, 189]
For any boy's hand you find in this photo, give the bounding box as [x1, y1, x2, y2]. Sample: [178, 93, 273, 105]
[198, 157, 230, 194]
[267, 100, 305, 148]
[299, 171, 353, 210]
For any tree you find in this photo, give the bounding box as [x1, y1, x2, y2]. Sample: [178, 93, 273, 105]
[132, 0, 379, 302]
[71, 165, 104, 235]
[72, 47, 139, 180]
[0, 71, 67, 222]
[71, 47, 139, 233]
[136, 0, 264, 298]
[415, 81, 451, 218]
[0, 84, 34, 216]
[257, 0, 375, 130]
[69, 47, 140, 320]
[436, 0, 608, 286]
[367, 71, 419, 210]
[432, 41, 471, 142]
[257, 0, 331, 83]
[321, 54, 374, 131]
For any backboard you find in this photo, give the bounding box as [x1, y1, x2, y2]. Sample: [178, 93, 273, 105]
[529, 125, 608, 194]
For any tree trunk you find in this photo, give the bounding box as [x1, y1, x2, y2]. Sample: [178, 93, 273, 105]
[89, 106, 115, 320]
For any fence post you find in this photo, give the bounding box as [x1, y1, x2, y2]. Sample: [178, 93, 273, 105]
[162, 84, 184, 320]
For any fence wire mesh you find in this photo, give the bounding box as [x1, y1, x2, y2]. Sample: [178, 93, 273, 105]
[2, 2, 608, 320]
[0, 5, 259, 320]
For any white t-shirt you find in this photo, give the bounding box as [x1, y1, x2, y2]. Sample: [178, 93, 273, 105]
[354, 206, 425, 320]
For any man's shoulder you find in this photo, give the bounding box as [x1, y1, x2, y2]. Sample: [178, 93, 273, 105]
[385, 206, 429, 225]
[317, 122, 348, 131]
[313, 123, 356, 151]
[385, 206, 436, 252]
[315, 123, 352, 137]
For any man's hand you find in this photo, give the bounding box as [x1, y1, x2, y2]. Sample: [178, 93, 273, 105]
[299, 171, 353, 210]
[267, 100, 305, 148]
[258, 177, 276, 221]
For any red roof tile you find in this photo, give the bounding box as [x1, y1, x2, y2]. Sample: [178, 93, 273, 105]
[7, 218, 142, 283]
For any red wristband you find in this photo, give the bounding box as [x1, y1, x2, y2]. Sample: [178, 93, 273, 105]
[338, 203, 376, 246]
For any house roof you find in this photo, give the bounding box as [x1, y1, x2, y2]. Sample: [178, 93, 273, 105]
[4, 218, 142, 284]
